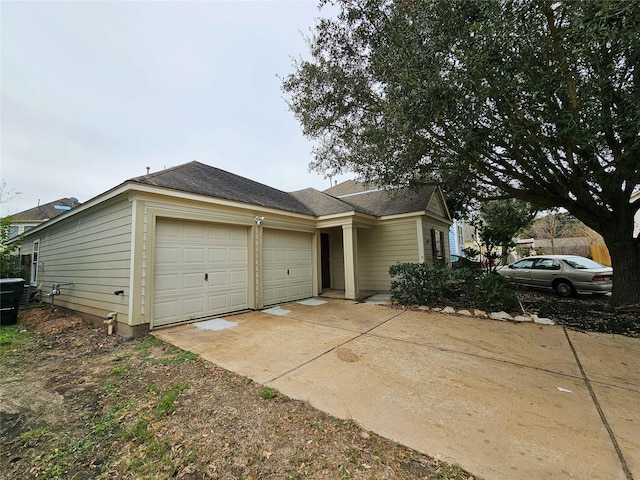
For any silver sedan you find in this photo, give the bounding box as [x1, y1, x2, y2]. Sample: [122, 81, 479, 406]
[496, 255, 613, 297]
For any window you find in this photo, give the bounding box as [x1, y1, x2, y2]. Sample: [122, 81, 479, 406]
[31, 240, 40, 284]
[9, 225, 19, 239]
[563, 256, 605, 269]
[512, 259, 534, 269]
[533, 258, 560, 270]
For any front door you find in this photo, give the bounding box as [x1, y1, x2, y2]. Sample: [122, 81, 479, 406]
[321, 233, 330, 289]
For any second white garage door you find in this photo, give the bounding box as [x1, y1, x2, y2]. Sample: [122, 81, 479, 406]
[262, 229, 313, 306]
[153, 219, 249, 327]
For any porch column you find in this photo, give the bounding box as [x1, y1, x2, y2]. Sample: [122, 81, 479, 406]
[342, 224, 359, 300]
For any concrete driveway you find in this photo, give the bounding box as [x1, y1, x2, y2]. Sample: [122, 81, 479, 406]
[153, 298, 639, 480]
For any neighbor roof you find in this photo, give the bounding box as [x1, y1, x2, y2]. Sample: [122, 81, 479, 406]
[11, 197, 81, 222]
[128, 161, 315, 216]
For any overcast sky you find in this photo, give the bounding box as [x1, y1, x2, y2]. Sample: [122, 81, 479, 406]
[1, 0, 348, 216]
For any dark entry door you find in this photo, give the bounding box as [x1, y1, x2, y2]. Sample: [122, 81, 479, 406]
[320, 233, 331, 289]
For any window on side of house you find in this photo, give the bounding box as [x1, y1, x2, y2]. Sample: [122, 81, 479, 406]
[31, 240, 40, 284]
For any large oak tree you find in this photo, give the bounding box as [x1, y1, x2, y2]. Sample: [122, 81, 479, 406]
[283, 0, 640, 307]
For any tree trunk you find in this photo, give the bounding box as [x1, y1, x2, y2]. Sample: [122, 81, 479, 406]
[605, 233, 640, 307]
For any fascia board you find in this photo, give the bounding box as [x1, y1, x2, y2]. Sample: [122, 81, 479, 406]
[377, 210, 453, 226]
[315, 211, 376, 228]
[377, 211, 425, 221]
[16, 182, 319, 241]
[11, 183, 134, 241]
[130, 183, 316, 221]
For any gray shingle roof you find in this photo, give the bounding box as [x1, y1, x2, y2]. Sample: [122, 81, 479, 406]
[128, 161, 315, 215]
[323, 179, 373, 197]
[12, 197, 81, 222]
[289, 189, 354, 216]
[337, 186, 436, 216]
[127, 162, 436, 218]
[322, 180, 436, 217]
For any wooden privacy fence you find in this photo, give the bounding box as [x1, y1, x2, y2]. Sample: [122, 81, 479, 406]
[590, 244, 611, 266]
[550, 245, 590, 257]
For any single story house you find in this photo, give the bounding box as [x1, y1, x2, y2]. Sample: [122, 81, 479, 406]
[16, 161, 451, 336]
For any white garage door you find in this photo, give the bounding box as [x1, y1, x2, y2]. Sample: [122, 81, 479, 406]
[153, 219, 249, 327]
[263, 229, 313, 306]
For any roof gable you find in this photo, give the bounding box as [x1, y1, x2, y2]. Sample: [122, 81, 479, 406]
[289, 188, 354, 216]
[321, 180, 444, 217]
[128, 161, 314, 215]
[337, 186, 437, 216]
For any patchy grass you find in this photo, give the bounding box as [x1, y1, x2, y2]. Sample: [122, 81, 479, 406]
[1, 308, 478, 480]
[0, 324, 33, 348]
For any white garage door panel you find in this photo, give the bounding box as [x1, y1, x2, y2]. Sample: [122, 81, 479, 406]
[184, 248, 205, 263]
[154, 219, 249, 327]
[263, 230, 313, 306]
[230, 270, 247, 285]
[156, 247, 180, 265]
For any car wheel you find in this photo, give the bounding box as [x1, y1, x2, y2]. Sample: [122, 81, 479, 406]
[554, 280, 575, 297]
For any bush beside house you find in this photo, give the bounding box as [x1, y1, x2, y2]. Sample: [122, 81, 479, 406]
[389, 263, 520, 312]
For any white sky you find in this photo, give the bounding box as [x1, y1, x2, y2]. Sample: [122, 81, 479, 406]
[1, 0, 348, 216]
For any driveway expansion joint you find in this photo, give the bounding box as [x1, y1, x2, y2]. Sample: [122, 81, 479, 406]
[563, 327, 634, 480]
[265, 310, 405, 383]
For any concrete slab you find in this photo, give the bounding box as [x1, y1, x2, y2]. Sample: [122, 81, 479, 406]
[153, 299, 639, 480]
[372, 310, 582, 377]
[567, 330, 640, 477]
[275, 300, 402, 333]
[194, 318, 238, 331]
[567, 330, 640, 389]
[365, 293, 392, 305]
[271, 333, 622, 480]
[261, 306, 291, 316]
[153, 311, 358, 384]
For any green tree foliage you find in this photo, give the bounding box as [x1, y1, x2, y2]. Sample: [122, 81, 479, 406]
[472, 199, 537, 271]
[1, 216, 22, 278]
[283, 0, 640, 306]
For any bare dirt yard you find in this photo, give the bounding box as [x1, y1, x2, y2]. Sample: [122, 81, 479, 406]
[1, 306, 474, 480]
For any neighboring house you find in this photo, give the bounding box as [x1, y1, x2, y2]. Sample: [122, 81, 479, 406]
[15, 161, 451, 336]
[8, 197, 81, 239]
[449, 220, 463, 256]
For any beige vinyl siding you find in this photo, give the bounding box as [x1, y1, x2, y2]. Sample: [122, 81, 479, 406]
[358, 219, 419, 291]
[422, 217, 451, 265]
[34, 199, 133, 321]
[427, 192, 446, 217]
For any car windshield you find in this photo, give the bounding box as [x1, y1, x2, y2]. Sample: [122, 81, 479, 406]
[563, 257, 605, 269]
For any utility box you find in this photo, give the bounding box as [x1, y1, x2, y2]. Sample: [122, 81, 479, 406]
[1, 278, 26, 325]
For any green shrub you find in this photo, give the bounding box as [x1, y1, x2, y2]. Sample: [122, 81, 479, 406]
[390, 262, 520, 312]
[389, 263, 452, 305]
[471, 274, 521, 311]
